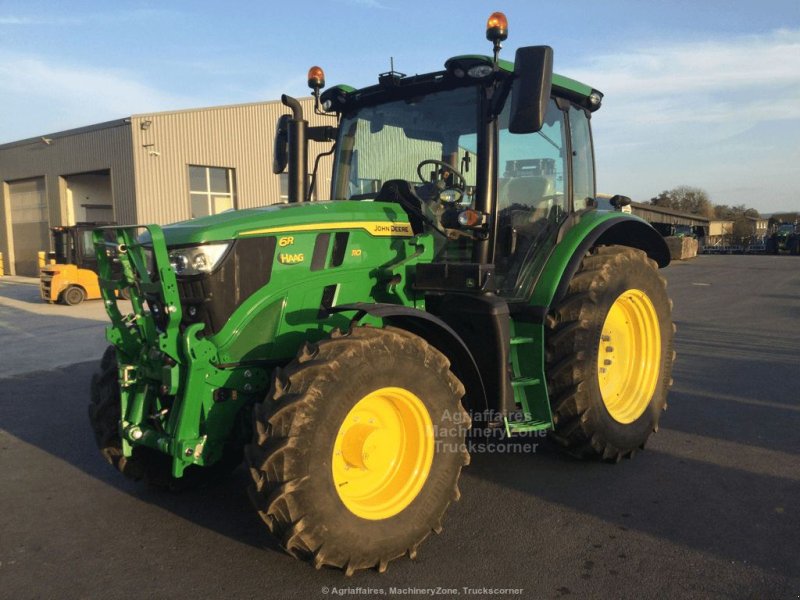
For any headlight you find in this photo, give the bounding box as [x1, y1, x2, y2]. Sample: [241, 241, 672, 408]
[438, 188, 464, 204]
[168, 243, 230, 276]
[467, 64, 493, 78]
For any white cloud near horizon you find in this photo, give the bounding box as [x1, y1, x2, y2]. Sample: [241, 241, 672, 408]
[0, 53, 195, 141]
[566, 28, 800, 132]
[563, 29, 800, 210]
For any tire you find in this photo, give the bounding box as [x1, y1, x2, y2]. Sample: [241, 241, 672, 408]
[88, 346, 242, 490]
[246, 326, 470, 574]
[545, 245, 675, 461]
[62, 285, 85, 306]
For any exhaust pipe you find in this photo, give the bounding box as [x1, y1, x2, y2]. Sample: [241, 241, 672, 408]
[281, 95, 308, 203]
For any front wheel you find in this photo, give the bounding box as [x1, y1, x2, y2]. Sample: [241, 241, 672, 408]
[62, 285, 85, 305]
[246, 326, 470, 574]
[89, 346, 242, 490]
[546, 245, 675, 461]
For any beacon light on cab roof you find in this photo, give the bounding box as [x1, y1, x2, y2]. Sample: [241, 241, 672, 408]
[486, 11, 508, 42]
[307, 66, 326, 90]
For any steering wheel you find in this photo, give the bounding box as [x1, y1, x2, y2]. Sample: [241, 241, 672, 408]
[416, 159, 466, 189]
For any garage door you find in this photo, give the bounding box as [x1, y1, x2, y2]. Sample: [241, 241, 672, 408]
[9, 177, 49, 276]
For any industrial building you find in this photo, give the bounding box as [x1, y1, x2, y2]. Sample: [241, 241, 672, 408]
[0, 97, 333, 276]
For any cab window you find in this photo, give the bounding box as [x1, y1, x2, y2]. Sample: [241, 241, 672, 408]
[495, 98, 568, 297]
[569, 105, 595, 209]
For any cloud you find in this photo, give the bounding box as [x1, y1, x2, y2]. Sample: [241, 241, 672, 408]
[0, 8, 179, 27]
[335, 0, 390, 9]
[0, 16, 31, 24]
[565, 29, 800, 135]
[0, 14, 83, 25]
[562, 29, 800, 210]
[0, 53, 193, 141]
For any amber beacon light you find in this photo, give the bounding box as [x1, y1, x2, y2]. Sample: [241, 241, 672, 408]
[486, 11, 508, 42]
[307, 66, 326, 90]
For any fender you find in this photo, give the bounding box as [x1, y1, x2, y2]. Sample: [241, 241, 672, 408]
[331, 302, 489, 412]
[530, 212, 670, 313]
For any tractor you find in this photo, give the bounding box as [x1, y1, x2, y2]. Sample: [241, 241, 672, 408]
[765, 222, 800, 255]
[89, 12, 675, 574]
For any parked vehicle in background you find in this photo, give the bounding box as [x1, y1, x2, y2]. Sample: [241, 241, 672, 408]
[39, 222, 118, 305]
[766, 223, 800, 255]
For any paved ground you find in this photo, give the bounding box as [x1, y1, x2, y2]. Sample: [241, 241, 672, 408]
[0, 277, 127, 378]
[0, 256, 798, 599]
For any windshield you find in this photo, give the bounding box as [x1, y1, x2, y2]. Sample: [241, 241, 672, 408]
[332, 87, 479, 200]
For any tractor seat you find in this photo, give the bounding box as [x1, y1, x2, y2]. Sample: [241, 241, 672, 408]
[500, 176, 555, 229]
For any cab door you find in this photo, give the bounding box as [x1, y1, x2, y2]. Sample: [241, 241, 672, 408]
[494, 98, 595, 300]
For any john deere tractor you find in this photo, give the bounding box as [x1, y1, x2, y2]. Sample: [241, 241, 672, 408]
[90, 12, 674, 574]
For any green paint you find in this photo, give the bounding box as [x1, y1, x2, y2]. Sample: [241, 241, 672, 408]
[93, 202, 430, 475]
[529, 211, 653, 309]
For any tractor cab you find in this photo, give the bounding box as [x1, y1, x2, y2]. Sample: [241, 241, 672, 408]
[287, 35, 666, 302]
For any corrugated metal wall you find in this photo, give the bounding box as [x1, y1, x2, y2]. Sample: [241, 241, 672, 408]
[131, 97, 334, 224]
[0, 122, 135, 273]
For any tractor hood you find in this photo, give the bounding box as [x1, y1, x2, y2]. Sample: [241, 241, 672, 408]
[154, 201, 413, 247]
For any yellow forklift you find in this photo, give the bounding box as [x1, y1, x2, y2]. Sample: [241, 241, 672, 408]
[40, 222, 117, 305]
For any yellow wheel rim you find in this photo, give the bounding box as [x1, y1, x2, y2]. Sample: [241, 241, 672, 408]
[332, 387, 434, 520]
[597, 289, 661, 424]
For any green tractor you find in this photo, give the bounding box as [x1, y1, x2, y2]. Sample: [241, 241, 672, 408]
[90, 12, 674, 574]
[766, 223, 800, 255]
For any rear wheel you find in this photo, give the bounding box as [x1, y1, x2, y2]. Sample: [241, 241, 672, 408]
[62, 285, 85, 306]
[88, 346, 242, 489]
[546, 245, 675, 461]
[246, 326, 469, 574]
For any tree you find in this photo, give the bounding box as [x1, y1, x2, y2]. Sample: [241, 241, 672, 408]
[650, 186, 714, 218]
[731, 217, 754, 245]
[714, 204, 735, 219]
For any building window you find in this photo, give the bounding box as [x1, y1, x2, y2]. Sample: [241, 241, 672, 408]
[189, 165, 236, 218]
[279, 172, 316, 202]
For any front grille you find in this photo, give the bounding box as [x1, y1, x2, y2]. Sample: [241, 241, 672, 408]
[176, 237, 277, 336]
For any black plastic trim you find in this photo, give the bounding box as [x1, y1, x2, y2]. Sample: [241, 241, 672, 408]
[311, 233, 330, 271]
[331, 302, 489, 412]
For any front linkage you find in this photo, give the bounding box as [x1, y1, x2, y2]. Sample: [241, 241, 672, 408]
[93, 226, 268, 478]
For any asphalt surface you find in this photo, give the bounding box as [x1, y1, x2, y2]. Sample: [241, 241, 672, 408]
[0, 256, 798, 599]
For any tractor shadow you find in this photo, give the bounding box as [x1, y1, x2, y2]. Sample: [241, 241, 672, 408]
[2, 358, 799, 583]
[0, 362, 282, 557]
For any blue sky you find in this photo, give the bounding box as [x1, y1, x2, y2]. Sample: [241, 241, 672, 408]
[1, 0, 798, 212]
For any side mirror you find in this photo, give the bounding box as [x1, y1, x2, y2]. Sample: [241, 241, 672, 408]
[509, 46, 553, 134]
[272, 114, 290, 174]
